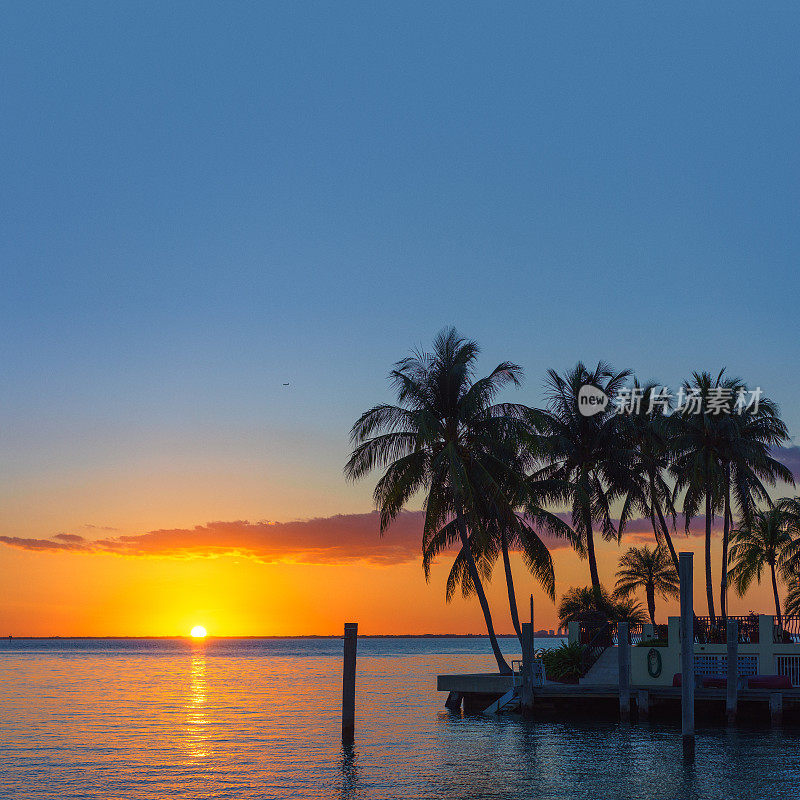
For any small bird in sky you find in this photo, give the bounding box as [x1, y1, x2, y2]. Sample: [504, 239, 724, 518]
[282, 382, 290, 386]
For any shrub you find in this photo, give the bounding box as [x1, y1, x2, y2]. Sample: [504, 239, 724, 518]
[540, 641, 585, 683]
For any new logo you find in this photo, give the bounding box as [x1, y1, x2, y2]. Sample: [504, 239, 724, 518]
[578, 384, 609, 416]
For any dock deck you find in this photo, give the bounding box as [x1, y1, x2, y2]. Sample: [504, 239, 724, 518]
[437, 672, 800, 721]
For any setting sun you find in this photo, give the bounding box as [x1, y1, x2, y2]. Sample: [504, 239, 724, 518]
[190, 625, 207, 638]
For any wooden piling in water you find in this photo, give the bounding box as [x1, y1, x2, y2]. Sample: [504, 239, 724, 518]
[637, 690, 649, 721]
[770, 692, 783, 726]
[530, 594, 534, 630]
[726, 619, 738, 725]
[521, 621, 534, 715]
[342, 622, 358, 741]
[618, 621, 630, 722]
[679, 553, 694, 757]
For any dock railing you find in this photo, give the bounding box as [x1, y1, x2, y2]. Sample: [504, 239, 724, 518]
[693, 615, 759, 644]
[631, 614, 800, 687]
[574, 620, 648, 677]
[774, 616, 800, 644]
[511, 658, 545, 687]
[578, 621, 613, 676]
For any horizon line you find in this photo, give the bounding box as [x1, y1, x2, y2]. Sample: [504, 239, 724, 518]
[2, 632, 566, 640]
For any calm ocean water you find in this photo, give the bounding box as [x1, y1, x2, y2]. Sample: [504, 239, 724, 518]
[2, 636, 799, 799]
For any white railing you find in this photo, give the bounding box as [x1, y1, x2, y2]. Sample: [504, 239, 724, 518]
[695, 654, 759, 677]
[511, 659, 545, 687]
[776, 655, 800, 686]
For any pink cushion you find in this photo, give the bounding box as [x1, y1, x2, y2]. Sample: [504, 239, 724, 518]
[747, 675, 791, 690]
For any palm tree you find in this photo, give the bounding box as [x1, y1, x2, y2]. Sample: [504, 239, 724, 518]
[715, 390, 793, 618]
[423, 477, 576, 643]
[557, 585, 647, 627]
[345, 328, 530, 673]
[727, 507, 793, 628]
[617, 381, 681, 573]
[613, 545, 679, 626]
[772, 497, 800, 620]
[532, 362, 635, 603]
[780, 497, 800, 575]
[785, 583, 800, 618]
[672, 372, 793, 622]
[670, 370, 732, 622]
[612, 596, 649, 624]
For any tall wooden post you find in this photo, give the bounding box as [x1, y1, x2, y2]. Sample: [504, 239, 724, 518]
[521, 621, 535, 715]
[637, 689, 650, 721]
[726, 619, 738, 725]
[342, 622, 358, 741]
[679, 553, 695, 758]
[770, 692, 783, 726]
[618, 621, 630, 721]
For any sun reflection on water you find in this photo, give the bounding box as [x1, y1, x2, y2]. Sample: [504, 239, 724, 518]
[185, 653, 208, 762]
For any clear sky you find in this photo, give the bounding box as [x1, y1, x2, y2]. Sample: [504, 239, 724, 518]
[2, 3, 799, 635]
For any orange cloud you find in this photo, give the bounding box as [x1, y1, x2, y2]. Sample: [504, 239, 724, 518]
[0, 511, 577, 566]
[621, 515, 713, 544]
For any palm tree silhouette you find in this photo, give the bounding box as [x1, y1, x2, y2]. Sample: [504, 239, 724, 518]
[727, 507, 793, 627]
[533, 362, 634, 603]
[617, 381, 681, 573]
[671, 370, 730, 621]
[422, 474, 575, 643]
[557, 585, 647, 627]
[345, 328, 530, 673]
[769, 497, 800, 624]
[671, 371, 793, 621]
[613, 545, 679, 626]
[715, 391, 793, 617]
[784, 574, 800, 619]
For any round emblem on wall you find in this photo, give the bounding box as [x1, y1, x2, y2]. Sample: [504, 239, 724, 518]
[647, 647, 662, 678]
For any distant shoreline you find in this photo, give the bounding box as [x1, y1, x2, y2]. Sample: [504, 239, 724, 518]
[4, 633, 566, 640]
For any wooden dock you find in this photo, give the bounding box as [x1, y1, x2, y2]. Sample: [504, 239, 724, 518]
[437, 672, 800, 723]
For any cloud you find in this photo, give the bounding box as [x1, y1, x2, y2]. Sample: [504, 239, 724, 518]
[774, 445, 800, 483]
[0, 511, 578, 566]
[622, 515, 711, 544]
[0, 534, 88, 552]
[0, 513, 422, 565]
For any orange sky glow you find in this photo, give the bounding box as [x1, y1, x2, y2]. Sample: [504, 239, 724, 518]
[0, 509, 784, 637]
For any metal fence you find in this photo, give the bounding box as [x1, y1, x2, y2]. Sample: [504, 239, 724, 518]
[578, 622, 614, 675]
[627, 622, 644, 646]
[774, 616, 800, 644]
[692, 615, 759, 644]
[576, 620, 646, 676]
[577, 620, 645, 646]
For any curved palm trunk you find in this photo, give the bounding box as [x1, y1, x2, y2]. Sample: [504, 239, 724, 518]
[582, 502, 602, 604]
[646, 582, 656, 626]
[705, 492, 716, 623]
[652, 474, 679, 575]
[499, 528, 523, 644]
[649, 509, 662, 552]
[771, 562, 783, 630]
[720, 465, 731, 620]
[657, 496, 703, 631]
[455, 512, 511, 674]
[648, 507, 667, 626]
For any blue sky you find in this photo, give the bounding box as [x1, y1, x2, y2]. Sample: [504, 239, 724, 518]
[2, 3, 800, 533]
